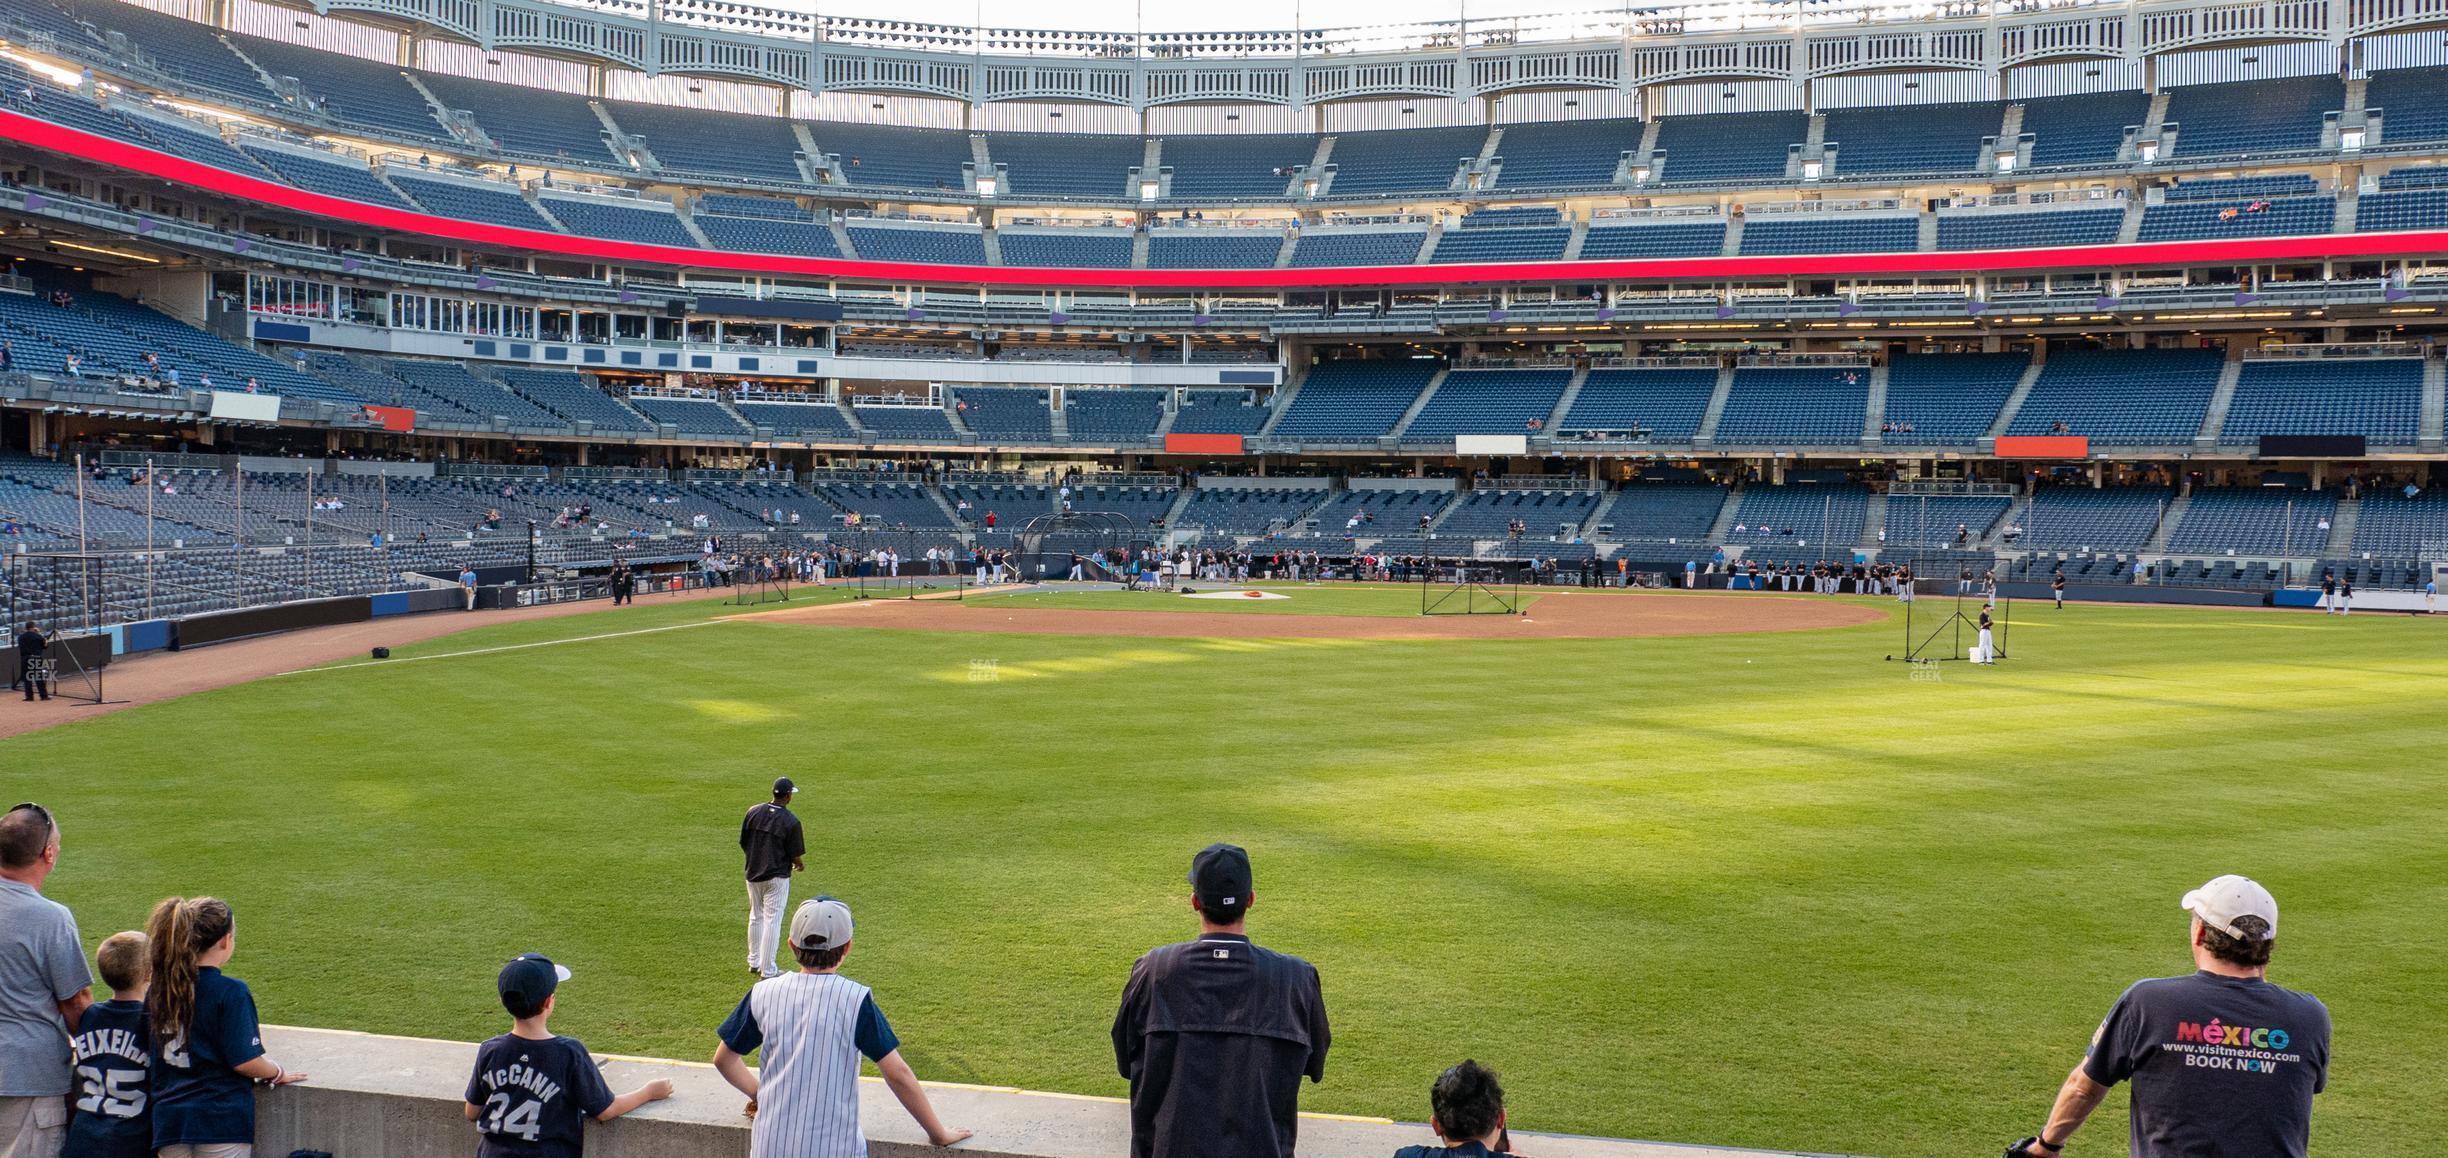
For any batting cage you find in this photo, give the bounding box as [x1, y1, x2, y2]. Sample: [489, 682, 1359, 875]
[1420, 556, 1527, 616]
[1891, 576, 2013, 664]
[1017, 511, 1151, 583]
[2, 553, 118, 704]
[844, 529, 970, 601]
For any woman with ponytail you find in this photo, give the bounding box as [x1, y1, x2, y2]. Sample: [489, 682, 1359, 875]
[144, 897, 307, 1157]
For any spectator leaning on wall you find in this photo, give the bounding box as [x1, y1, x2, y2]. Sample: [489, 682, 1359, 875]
[1113, 843, 1331, 1158]
[2008, 875, 2331, 1158]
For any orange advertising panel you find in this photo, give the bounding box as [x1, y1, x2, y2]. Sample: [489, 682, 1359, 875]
[1992, 435, 2089, 458]
[363, 405, 416, 432]
[1164, 433, 1245, 455]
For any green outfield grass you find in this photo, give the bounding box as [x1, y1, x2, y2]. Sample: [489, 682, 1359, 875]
[8, 591, 2444, 1157]
[997, 583, 1543, 617]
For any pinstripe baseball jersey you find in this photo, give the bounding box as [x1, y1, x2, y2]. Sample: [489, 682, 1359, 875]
[718, 972, 900, 1158]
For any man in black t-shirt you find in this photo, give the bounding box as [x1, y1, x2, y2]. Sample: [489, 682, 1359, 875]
[16, 621, 49, 701]
[2009, 874, 2330, 1158]
[1113, 843, 1330, 1158]
[741, 777, 807, 979]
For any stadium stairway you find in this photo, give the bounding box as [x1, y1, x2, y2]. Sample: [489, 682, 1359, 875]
[2325, 495, 2363, 555]
[1705, 482, 1746, 541]
[1254, 370, 1306, 438]
[1579, 487, 1623, 538]
[1544, 368, 1589, 432]
[1988, 493, 2034, 549]
[2142, 491, 2193, 553]
[1982, 351, 2047, 450]
[1157, 485, 1197, 529]
[2422, 358, 2445, 450]
[1861, 492, 1888, 549]
[2195, 353, 2244, 447]
[1862, 364, 1890, 445]
[1719, 214, 1744, 256]
[1562, 216, 1590, 260]
[1694, 365, 1736, 444]
[1384, 368, 1449, 441]
[2116, 197, 2147, 243]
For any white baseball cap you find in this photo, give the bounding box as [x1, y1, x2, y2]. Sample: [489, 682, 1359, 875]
[2182, 874, 2278, 940]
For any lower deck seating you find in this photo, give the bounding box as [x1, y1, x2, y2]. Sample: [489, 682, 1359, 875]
[2018, 486, 2172, 551]
[1557, 369, 1717, 442]
[2168, 488, 2338, 555]
[1714, 367, 1870, 444]
[1597, 482, 1728, 542]
[1437, 489, 1601, 539]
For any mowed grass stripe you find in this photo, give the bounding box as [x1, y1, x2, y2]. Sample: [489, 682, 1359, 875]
[7, 595, 2442, 1156]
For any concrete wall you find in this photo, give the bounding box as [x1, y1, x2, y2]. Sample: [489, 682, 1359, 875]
[257, 1026, 1828, 1158]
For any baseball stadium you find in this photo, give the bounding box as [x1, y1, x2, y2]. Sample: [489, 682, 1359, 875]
[0, 0, 2441, 1153]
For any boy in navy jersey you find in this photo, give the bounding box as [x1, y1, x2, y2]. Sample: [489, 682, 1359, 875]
[465, 953, 673, 1157]
[69, 931, 152, 1158]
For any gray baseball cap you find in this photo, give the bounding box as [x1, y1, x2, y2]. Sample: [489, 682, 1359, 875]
[790, 896, 853, 950]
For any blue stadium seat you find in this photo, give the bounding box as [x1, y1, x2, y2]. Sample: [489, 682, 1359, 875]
[241, 145, 416, 211]
[390, 173, 558, 231]
[2006, 349, 2223, 445]
[2349, 489, 2448, 556]
[1727, 485, 1869, 547]
[1655, 111, 1807, 185]
[1428, 225, 1570, 263]
[2221, 358, 2424, 444]
[1488, 120, 1639, 190]
[1399, 370, 1569, 442]
[1578, 221, 1726, 259]
[1063, 390, 1164, 442]
[996, 230, 1133, 268]
[953, 388, 1053, 440]
[2136, 195, 2333, 241]
[1287, 229, 1426, 267]
[1158, 135, 1313, 201]
[1823, 102, 2002, 175]
[416, 73, 621, 167]
[1714, 367, 1870, 444]
[234, 36, 442, 141]
[2168, 488, 2336, 555]
[845, 224, 988, 265]
[813, 122, 973, 192]
[2353, 188, 2448, 233]
[2163, 76, 2342, 159]
[1558, 369, 1717, 441]
[493, 369, 653, 432]
[2365, 67, 2448, 146]
[1323, 126, 1484, 196]
[1146, 230, 1285, 269]
[1936, 207, 2123, 250]
[1273, 360, 1438, 439]
[1173, 485, 1328, 533]
[605, 101, 807, 185]
[2018, 91, 2152, 168]
[732, 399, 857, 439]
[989, 132, 1141, 199]
[631, 395, 750, 437]
[1738, 215, 1918, 256]
[1600, 482, 1729, 542]
[538, 196, 696, 248]
[1881, 354, 2027, 446]
[693, 213, 841, 258]
[1437, 490, 1601, 538]
[1171, 390, 1269, 435]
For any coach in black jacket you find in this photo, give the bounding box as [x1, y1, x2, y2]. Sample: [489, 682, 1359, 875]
[1113, 843, 1330, 1158]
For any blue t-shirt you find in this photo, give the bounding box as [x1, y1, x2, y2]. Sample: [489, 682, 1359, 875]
[150, 967, 266, 1147]
[68, 999, 153, 1158]
[465, 1033, 617, 1158]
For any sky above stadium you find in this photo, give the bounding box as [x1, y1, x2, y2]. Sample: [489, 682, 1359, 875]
[776, 0, 1575, 31]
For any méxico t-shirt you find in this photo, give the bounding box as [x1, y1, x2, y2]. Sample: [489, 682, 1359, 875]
[2082, 971, 2331, 1158]
[465, 1033, 617, 1158]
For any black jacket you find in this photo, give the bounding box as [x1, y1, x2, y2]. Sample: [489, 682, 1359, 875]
[1113, 933, 1329, 1158]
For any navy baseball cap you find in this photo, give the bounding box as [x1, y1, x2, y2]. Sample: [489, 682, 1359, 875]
[498, 953, 570, 1009]
[774, 777, 799, 795]
[1190, 843, 1253, 912]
